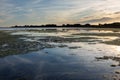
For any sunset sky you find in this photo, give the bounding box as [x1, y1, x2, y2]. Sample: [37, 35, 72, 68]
[0, 0, 120, 26]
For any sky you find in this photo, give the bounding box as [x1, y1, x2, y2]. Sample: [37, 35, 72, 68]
[0, 0, 120, 27]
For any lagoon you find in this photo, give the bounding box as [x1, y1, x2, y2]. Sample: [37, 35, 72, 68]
[0, 28, 120, 80]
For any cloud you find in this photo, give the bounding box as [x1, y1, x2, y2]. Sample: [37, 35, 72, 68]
[114, 11, 120, 14]
[0, 0, 120, 26]
[81, 17, 113, 24]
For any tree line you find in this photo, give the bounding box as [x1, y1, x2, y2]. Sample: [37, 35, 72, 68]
[12, 22, 120, 28]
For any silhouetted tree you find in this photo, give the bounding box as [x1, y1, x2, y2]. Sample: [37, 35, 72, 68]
[11, 22, 120, 28]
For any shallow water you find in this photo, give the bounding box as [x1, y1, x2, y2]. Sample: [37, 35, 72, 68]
[0, 28, 120, 80]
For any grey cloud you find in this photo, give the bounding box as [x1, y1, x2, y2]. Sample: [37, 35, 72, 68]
[81, 17, 113, 23]
[114, 11, 120, 14]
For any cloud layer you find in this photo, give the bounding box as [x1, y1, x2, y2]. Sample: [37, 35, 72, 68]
[0, 0, 120, 26]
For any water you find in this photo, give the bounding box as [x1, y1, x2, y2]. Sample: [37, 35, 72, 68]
[0, 28, 120, 80]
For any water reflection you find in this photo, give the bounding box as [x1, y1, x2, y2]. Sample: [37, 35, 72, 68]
[0, 48, 107, 80]
[0, 28, 120, 80]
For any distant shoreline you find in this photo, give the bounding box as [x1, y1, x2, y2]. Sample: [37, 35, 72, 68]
[11, 22, 120, 28]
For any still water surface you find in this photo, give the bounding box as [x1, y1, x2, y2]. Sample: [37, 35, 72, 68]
[0, 28, 120, 80]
